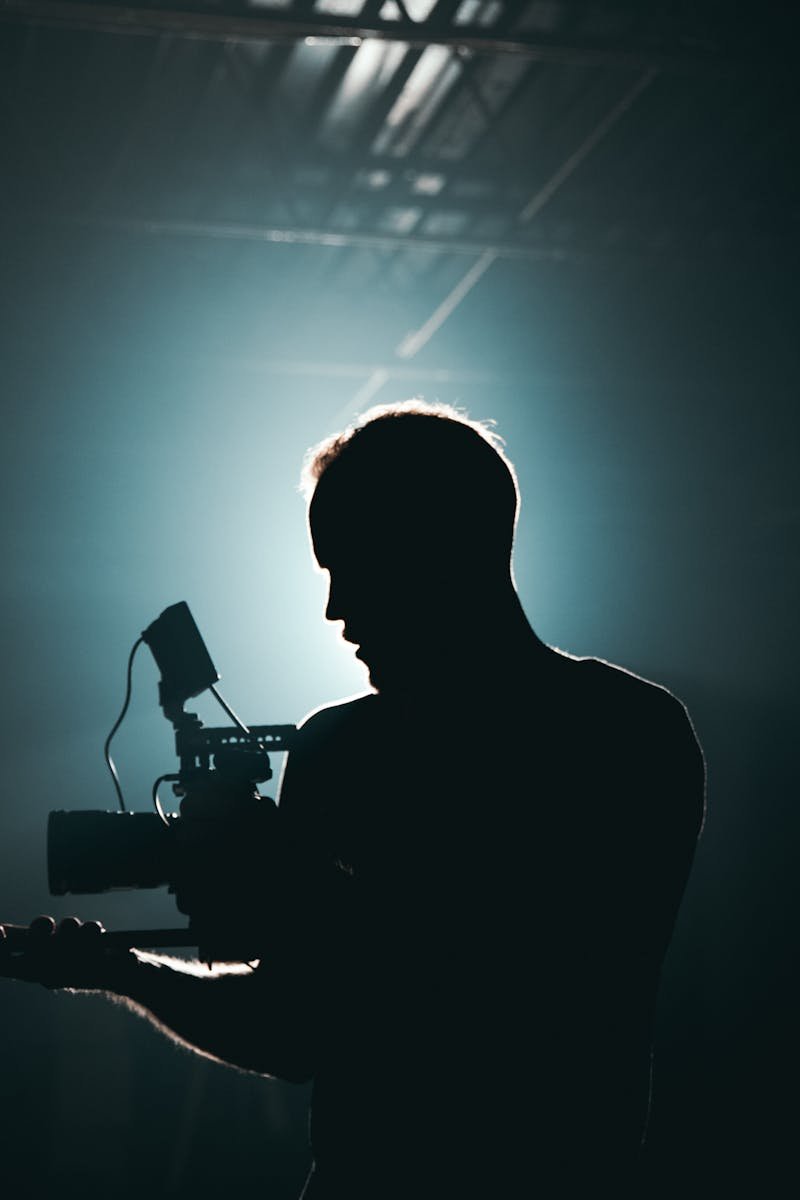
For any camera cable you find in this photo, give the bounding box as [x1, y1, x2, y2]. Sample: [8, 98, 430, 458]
[209, 683, 249, 735]
[104, 635, 143, 813]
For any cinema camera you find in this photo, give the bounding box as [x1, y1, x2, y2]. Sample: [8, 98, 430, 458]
[17, 603, 295, 960]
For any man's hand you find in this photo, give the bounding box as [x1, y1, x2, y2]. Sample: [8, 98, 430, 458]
[0, 916, 134, 990]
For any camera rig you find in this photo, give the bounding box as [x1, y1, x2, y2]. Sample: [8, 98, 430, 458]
[37, 602, 297, 955]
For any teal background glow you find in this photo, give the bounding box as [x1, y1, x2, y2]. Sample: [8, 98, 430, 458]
[1, 54, 799, 1200]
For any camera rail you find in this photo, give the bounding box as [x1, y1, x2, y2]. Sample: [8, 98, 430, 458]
[180, 724, 297, 753]
[2, 923, 197, 952]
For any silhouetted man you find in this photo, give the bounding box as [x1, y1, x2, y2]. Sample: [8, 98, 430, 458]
[1, 403, 705, 1198]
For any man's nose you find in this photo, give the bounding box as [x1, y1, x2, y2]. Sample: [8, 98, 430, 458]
[325, 577, 345, 624]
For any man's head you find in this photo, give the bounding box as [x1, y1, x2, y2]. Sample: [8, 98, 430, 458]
[303, 401, 520, 690]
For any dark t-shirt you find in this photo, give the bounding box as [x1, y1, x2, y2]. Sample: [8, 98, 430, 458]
[270, 647, 705, 1198]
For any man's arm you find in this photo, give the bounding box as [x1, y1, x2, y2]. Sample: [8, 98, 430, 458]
[0, 920, 316, 1083]
[109, 950, 316, 1083]
[101, 718, 337, 1081]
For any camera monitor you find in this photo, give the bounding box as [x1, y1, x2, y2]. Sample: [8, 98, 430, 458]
[142, 601, 219, 715]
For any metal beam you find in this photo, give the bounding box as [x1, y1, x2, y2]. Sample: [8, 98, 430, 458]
[223, 357, 512, 388]
[47, 214, 597, 263]
[0, 1, 770, 72]
[16, 209, 784, 267]
[394, 66, 658, 360]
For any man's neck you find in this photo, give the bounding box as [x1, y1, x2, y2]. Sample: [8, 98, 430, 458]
[381, 587, 551, 702]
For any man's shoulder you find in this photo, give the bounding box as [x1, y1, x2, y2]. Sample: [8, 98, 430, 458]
[550, 652, 705, 833]
[296, 691, 380, 746]
[278, 694, 379, 812]
[553, 649, 691, 723]
[562, 652, 703, 782]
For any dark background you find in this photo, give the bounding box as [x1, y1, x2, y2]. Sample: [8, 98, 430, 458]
[1, 3, 798, 1196]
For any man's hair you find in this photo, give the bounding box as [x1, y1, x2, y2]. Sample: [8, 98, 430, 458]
[303, 400, 520, 573]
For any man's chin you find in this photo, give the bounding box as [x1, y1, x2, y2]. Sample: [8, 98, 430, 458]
[356, 640, 432, 693]
[360, 656, 409, 694]
[366, 661, 385, 692]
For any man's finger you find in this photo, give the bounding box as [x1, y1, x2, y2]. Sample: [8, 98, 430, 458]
[57, 917, 83, 939]
[29, 915, 56, 939]
[80, 921, 105, 941]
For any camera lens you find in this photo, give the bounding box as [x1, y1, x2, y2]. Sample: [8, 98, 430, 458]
[48, 810, 176, 894]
